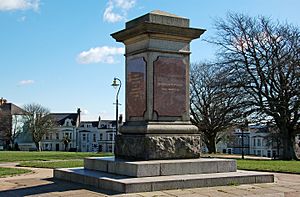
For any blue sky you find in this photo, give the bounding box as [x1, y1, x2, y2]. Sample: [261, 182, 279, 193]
[1, 0, 299, 120]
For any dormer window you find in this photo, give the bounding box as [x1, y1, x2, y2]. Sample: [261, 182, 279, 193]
[64, 119, 72, 127]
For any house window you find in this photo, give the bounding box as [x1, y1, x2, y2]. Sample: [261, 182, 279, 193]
[99, 133, 103, 140]
[69, 133, 72, 139]
[267, 150, 271, 157]
[109, 133, 113, 141]
[83, 134, 86, 141]
[107, 144, 112, 152]
[253, 139, 256, 146]
[45, 134, 49, 140]
[257, 150, 261, 156]
[257, 139, 261, 147]
[56, 133, 59, 140]
[227, 148, 232, 154]
[93, 134, 96, 142]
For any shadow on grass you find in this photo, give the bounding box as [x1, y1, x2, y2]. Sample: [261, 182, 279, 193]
[0, 178, 118, 197]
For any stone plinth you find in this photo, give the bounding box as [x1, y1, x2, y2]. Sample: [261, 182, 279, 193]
[84, 157, 236, 177]
[55, 156, 274, 193]
[111, 10, 205, 160]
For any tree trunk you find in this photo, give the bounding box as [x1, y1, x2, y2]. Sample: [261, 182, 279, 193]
[34, 141, 42, 151]
[10, 139, 15, 150]
[206, 137, 216, 153]
[280, 128, 297, 160]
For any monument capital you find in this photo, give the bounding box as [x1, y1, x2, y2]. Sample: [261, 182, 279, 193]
[111, 10, 205, 45]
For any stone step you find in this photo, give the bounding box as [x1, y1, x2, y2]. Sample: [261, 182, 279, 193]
[54, 167, 274, 193]
[84, 157, 237, 177]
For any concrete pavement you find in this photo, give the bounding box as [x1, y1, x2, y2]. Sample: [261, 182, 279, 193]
[0, 163, 300, 196]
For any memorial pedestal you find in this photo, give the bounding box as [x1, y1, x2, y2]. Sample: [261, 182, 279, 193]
[54, 10, 274, 193]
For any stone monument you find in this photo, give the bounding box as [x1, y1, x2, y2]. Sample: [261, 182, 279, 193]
[111, 10, 204, 160]
[54, 11, 274, 194]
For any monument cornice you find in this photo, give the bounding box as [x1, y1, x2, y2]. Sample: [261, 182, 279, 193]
[111, 22, 206, 43]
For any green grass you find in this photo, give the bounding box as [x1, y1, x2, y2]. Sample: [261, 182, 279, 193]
[0, 151, 113, 162]
[0, 167, 31, 178]
[19, 160, 84, 169]
[237, 159, 300, 173]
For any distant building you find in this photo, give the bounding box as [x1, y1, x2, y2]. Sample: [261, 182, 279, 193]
[248, 125, 281, 158]
[15, 106, 118, 152]
[78, 118, 117, 153]
[216, 124, 292, 158]
[221, 128, 251, 155]
[17, 109, 80, 151]
[42, 109, 81, 151]
[0, 98, 25, 150]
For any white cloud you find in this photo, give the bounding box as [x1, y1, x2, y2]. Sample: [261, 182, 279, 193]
[77, 46, 125, 64]
[115, 0, 136, 10]
[103, 3, 123, 23]
[0, 0, 40, 11]
[18, 79, 35, 86]
[103, 0, 136, 23]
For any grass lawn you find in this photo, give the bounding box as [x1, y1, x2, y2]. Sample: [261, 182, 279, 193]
[0, 151, 113, 162]
[0, 167, 31, 178]
[19, 160, 84, 169]
[237, 159, 300, 173]
[2, 151, 300, 175]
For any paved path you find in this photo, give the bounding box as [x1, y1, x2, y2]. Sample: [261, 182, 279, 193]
[0, 163, 300, 196]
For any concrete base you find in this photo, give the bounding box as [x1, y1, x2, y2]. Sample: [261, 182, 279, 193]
[54, 168, 274, 193]
[54, 157, 274, 194]
[84, 157, 236, 177]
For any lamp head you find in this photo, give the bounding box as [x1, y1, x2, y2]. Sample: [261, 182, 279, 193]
[111, 78, 119, 89]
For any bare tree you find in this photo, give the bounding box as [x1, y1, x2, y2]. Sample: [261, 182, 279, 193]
[190, 62, 245, 153]
[23, 103, 56, 151]
[212, 13, 300, 159]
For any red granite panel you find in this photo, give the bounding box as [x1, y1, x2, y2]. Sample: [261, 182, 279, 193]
[154, 57, 187, 116]
[126, 58, 146, 118]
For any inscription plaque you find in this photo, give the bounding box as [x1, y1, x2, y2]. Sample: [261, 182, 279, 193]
[154, 57, 187, 116]
[126, 58, 146, 118]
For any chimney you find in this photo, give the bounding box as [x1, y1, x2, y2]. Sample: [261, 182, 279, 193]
[0, 97, 7, 106]
[98, 116, 101, 128]
[77, 108, 81, 126]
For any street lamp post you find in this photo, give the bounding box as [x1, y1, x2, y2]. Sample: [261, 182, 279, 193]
[111, 77, 122, 135]
[240, 118, 248, 160]
[241, 129, 244, 159]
